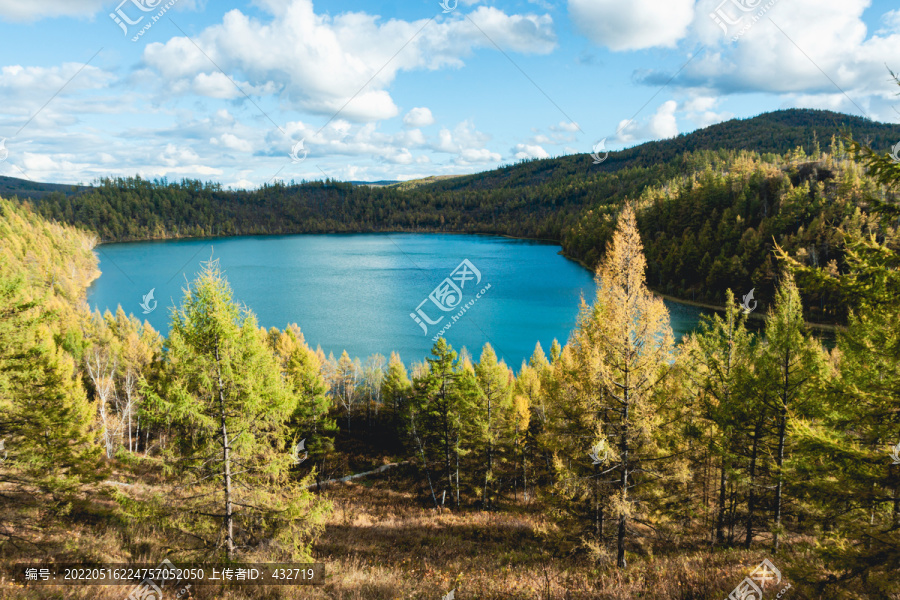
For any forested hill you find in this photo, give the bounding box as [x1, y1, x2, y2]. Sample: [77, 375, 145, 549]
[416, 108, 899, 193]
[11, 108, 900, 322]
[0, 176, 89, 200]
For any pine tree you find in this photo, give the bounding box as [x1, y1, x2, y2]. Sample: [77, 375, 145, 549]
[473, 343, 512, 509]
[549, 205, 675, 568]
[755, 274, 826, 552]
[144, 260, 327, 560]
[268, 325, 336, 469]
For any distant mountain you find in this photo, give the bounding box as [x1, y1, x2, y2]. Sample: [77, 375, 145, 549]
[3, 109, 897, 202]
[0, 176, 90, 201]
[348, 180, 401, 187]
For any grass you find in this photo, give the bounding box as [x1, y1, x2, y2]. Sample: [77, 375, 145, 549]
[0, 460, 813, 600]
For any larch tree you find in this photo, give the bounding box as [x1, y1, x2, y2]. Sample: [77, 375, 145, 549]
[144, 260, 327, 560]
[776, 123, 900, 592]
[268, 324, 336, 473]
[382, 352, 412, 441]
[681, 290, 755, 546]
[411, 338, 472, 509]
[552, 204, 675, 568]
[473, 343, 512, 510]
[0, 273, 101, 494]
[755, 274, 826, 552]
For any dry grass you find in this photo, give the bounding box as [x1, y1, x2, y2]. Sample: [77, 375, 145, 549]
[0, 464, 827, 599]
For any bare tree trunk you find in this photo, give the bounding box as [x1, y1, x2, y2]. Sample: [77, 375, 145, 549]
[617, 385, 629, 569]
[773, 405, 787, 552]
[411, 412, 439, 509]
[893, 480, 900, 528]
[484, 396, 493, 509]
[455, 432, 461, 509]
[87, 349, 117, 459]
[773, 349, 791, 553]
[444, 412, 452, 508]
[716, 459, 727, 545]
[215, 339, 234, 560]
[746, 417, 763, 549]
[522, 431, 529, 503]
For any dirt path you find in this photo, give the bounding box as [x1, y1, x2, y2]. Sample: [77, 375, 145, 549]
[306, 461, 410, 489]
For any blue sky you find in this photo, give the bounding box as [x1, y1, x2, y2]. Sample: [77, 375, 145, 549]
[0, 0, 898, 188]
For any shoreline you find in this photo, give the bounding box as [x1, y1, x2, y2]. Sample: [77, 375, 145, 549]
[90, 229, 845, 334]
[554, 248, 842, 334]
[652, 291, 843, 334]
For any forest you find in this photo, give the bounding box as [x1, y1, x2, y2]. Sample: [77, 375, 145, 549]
[0, 110, 900, 599]
[11, 108, 900, 325]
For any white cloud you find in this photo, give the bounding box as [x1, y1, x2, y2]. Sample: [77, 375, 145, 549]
[141, 0, 556, 123]
[0, 0, 201, 22]
[160, 143, 200, 167]
[616, 100, 679, 143]
[513, 143, 550, 160]
[568, 0, 695, 51]
[551, 120, 580, 132]
[458, 148, 501, 164]
[226, 178, 257, 190]
[645, 0, 900, 121]
[211, 133, 254, 153]
[190, 72, 279, 100]
[682, 95, 733, 128]
[0, 63, 113, 97]
[878, 9, 900, 34]
[403, 107, 435, 128]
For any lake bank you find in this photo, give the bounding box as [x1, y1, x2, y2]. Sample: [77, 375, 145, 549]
[88, 233, 644, 367]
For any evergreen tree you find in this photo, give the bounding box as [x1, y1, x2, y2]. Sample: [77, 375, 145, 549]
[382, 352, 412, 440]
[473, 343, 513, 509]
[268, 325, 336, 468]
[777, 109, 900, 592]
[0, 273, 101, 500]
[411, 339, 473, 509]
[549, 205, 675, 568]
[681, 290, 756, 546]
[144, 260, 327, 560]
[755, 274, 826, 552]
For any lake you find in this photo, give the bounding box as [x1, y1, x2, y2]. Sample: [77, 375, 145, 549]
[87, 233, 710, 367]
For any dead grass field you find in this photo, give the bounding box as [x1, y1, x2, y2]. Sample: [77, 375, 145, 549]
[0, 461, 819, 600]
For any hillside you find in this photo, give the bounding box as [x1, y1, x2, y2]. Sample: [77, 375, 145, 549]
[384, 108, 900, 194]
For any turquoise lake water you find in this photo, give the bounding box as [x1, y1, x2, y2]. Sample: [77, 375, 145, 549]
[87, 233, 710, 367]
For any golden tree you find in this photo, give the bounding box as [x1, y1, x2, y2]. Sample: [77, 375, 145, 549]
[549, 204, 677, 568]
